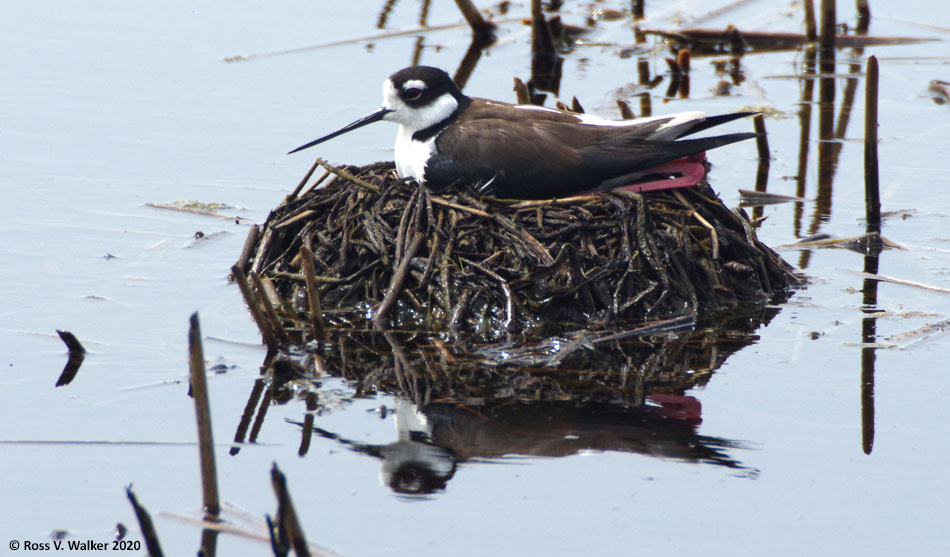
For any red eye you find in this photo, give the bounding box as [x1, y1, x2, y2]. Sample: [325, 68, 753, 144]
[404, 87, 422, 101]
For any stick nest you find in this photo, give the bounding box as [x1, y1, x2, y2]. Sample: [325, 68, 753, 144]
[241, 161, 797, 343]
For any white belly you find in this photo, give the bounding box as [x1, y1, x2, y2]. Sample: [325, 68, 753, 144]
[394, 125, 436, 184]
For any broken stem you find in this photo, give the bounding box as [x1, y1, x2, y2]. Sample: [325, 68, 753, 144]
[300, 245, 328, 342]
[674, 191, 720, 260]
[188, 313, 220, 518]
[317, 159, 380, 193]
[373, 232, 424, 327]
[864, 55, 882, 237]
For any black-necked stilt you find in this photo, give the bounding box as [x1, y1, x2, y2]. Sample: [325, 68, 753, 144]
[290, 66, 756, 200]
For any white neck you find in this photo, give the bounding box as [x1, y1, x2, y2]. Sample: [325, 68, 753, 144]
[394, 126, 436, 183]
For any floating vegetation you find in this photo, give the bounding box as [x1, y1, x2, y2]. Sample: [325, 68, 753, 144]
[644, 27, 937, 55]
[146, 200, 247, 221]
[738, 189, 808, 207]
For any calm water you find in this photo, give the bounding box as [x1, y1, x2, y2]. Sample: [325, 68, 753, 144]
[3, 1, 950, 555]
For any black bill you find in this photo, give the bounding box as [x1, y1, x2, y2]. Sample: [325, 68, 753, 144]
[288, 107, 394, 155]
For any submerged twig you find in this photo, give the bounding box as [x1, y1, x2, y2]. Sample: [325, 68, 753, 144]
[852, 272, 950, 295]
[592, 314, 696, 345]
[777, 233, 902, 250]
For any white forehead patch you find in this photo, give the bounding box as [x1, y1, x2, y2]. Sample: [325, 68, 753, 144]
[402, 79, 427, 92]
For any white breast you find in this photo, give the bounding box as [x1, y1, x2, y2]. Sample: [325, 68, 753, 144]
[394, 125, 437, 184]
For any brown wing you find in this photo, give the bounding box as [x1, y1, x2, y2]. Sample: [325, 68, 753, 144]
[429, 104, 754, 199]
[430, 118, 599, 198]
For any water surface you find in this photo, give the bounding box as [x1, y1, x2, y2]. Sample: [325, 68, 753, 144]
[2, 1, 949, 555]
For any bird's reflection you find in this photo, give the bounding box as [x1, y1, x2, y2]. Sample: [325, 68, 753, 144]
[295, 395, 756, 497]
[293, 400, 457, 496]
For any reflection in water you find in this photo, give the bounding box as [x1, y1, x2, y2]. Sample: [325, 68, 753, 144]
[800, 25, 870, 270]
[861, 242, 881, 455]
[232, 303, 785, 494]
[929, 80, 950, 105]
[527, 0, 563, 101]
[55, 329, 86, 387]
[295, 396, 755, 497]
[814, 42, 836, 239]
[793, 24, 881, 455]
[377, 0, 433, 30]
[794, 45, 817, 244]
[452, 33, 494, 91]
[295, 401, 458, 496]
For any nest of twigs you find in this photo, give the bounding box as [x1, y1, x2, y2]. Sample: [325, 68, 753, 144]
[239, 160, 796, 343]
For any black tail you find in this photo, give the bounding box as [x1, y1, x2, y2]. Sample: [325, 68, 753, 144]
[675, 131, 758, 151]
[589, 131, 758, 174]
[592, 132, 758, 192]
[649, 131, 759, 168]
[678, 112, 758, 138]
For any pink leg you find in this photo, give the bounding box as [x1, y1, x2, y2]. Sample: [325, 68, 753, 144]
[617, 152, 707, 193]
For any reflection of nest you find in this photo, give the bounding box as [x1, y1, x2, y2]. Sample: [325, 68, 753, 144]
[242, 161, 797, 342]
[315, 302, 783, 406]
